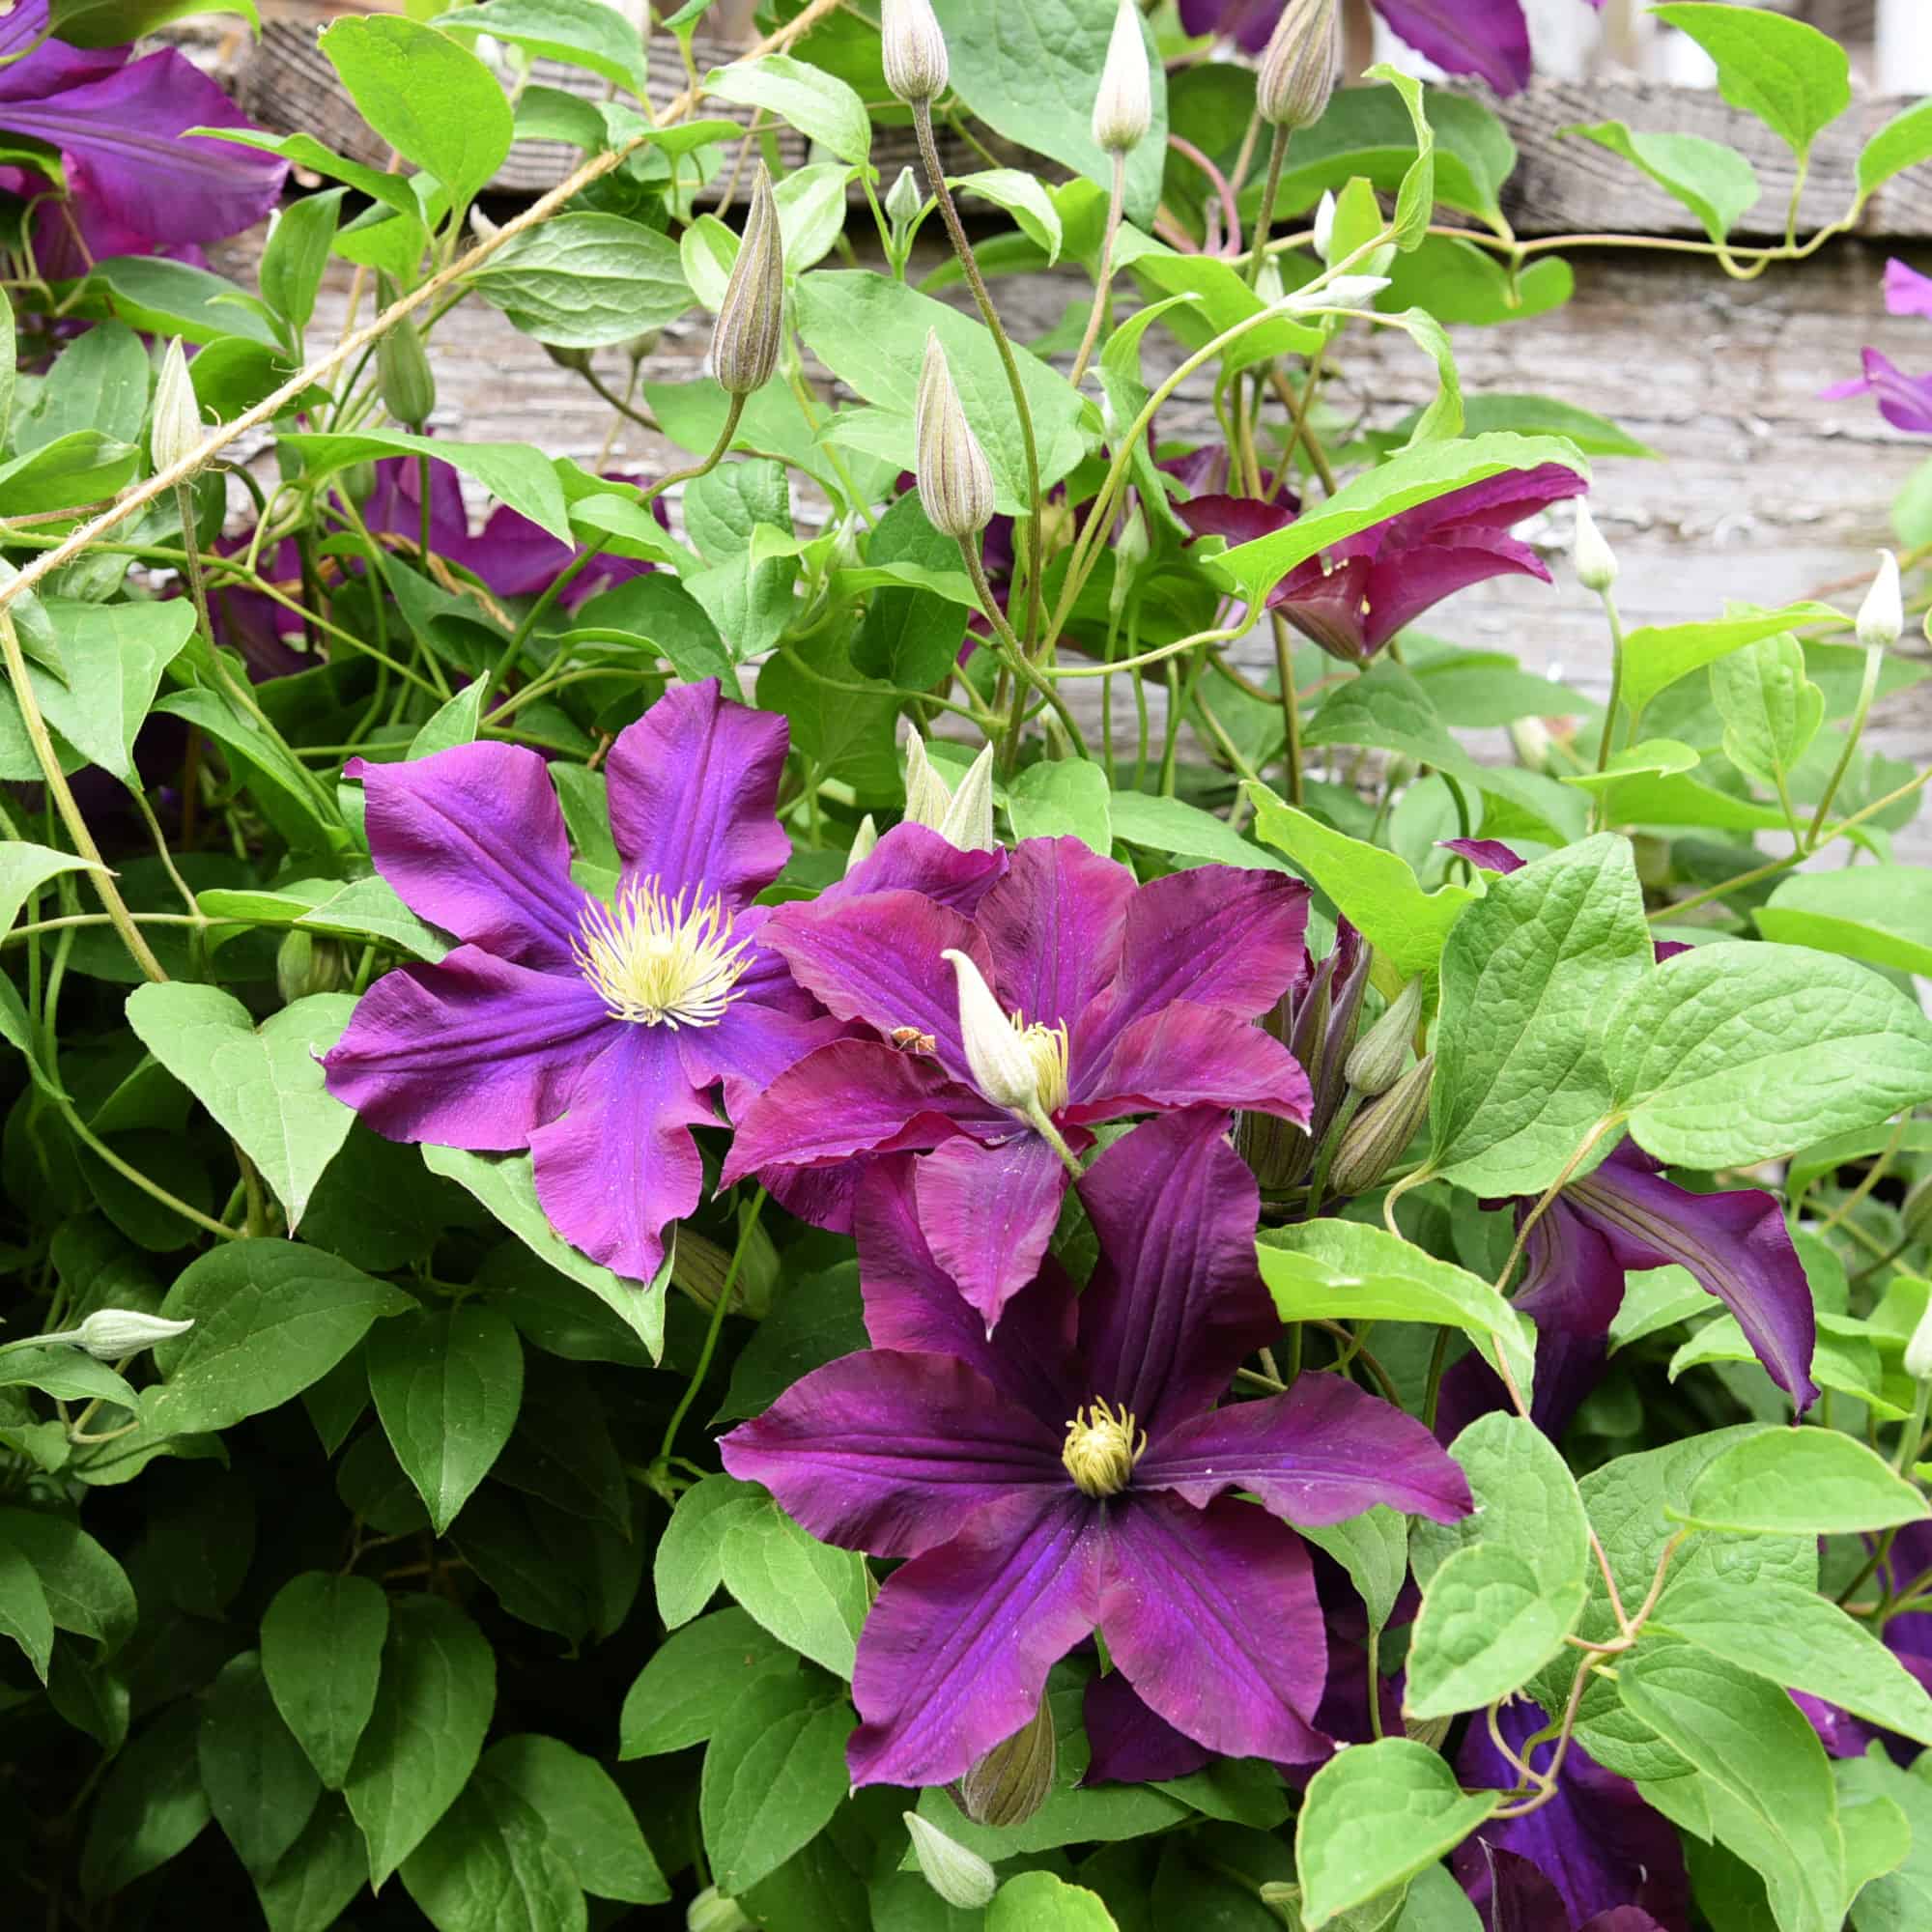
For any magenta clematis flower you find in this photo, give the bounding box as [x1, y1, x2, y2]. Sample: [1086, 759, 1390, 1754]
[1179, 0, 1603, 96]
[0, 0, 286, 270]
[1820, 258, 1932, 432]
[1455, 1699, 1690, 1930]
[1263, 464, 1588, 665]
[720, 1108, 1473, 1788]
[722, 836, 1315, 1326]
[322, 679, 838, 1281]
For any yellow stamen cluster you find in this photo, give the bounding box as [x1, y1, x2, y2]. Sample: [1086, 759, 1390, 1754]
[573, 878, 750, 1029]
[1012, 1015, 1070, 1118]
[1062, 1397, 1145, 1498]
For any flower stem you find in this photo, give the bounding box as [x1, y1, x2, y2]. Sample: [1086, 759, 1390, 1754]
[1591, 586, 1628, 801]
[1067, 151, 1127, 389]
[647, 390, 746, 501]
[1807, 637, 1884, 844]
[1245, 125, 1290, 290]
[958, 537, 1087, 768]
[1269, 611, 1305, 807]
[656, 1187, 768, 1473]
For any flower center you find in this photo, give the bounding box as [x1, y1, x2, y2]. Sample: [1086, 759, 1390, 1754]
[572, 878, 750, 1028]
[1061, 1398, 1145, 1498]
[1011, 1014, 1070, 1117]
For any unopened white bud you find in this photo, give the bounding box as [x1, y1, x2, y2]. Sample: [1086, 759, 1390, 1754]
[881, 0, 949, 104]
[943, 948, 1041, 1113]
[686, 1888, 753, 1932]
[1092, 0, 1151, 155]
[938, 743, 995, 852]
[845, 813, 879, 875]
[1257, 0, 1339, 131]
[1574, 500, 1619, 594]
[151, 338, 202, 475]
[914, 331, 995, 539]
[1858, 550, 1903, 650]
[73, 1309, 194, 1360]
[1313, 190, 1337, 264]
[886, 164, 923, 231]
[1284, 274, 1387, 311]
[904, 1813, 997, 1910]
[1906, 1295, 1932, 1384]
[904, 731, 952, 829]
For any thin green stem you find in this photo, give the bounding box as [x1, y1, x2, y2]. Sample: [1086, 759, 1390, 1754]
[960, 538, 1088, 767]
[1067, 151, 1127, 388]
[657, 1188, 767, 1468]
[1807, 640, 1884, 843]
[1246, 125, 1290, 290]
[1270, 611, 1305, 807]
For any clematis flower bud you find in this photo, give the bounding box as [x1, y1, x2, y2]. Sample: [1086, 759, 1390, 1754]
[712, 164, 784, 397]
[1257, 0, 1339, 132]
[1345, 977, 1421, 1097]
[955, 1692, 1056, 1828]
[1906, 1293, 1932, 1385]
[886, 164, 923, 232]
[1573, 500, 1618, 593]
[881, 0, 949, 105]
[905, 734, 996, 851]
[1313, 189, 1337, 263]
[542, 341, 594, 375]
[904, 1812, 997, 1909]
[1328, 1053, 1434, 1199]
[276, 928, 348, 1005]
[914, 332, 995, 539]
[1110, 505, 1151, 620]
[72, 1309, 194, 1360]
[942, 949, 1045, 1113]
[845, 813, 880, 874]
[671, 1221, 778, 1320]
[686, 1888, 753, 1932]
[379, 317, 437, 429]
[151, 337, 203, 475]
[1858, 549, 1903, 650]
[904, 730, 952, 828]
[623, 329, 661, 366]
[1092, 0, 1151, 155]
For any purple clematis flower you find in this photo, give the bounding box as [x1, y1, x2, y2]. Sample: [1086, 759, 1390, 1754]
[1820, 258, 1932, 432]
[1455, 1698, 1690, 1930]
[322, 679, 838, 1282]
[0, 0, 285, 270]
[720, 1108, 1473, 1788]
[1801, 1519, 1932, 1760]
[722, 837, 1315, 1326]
[1179, 0, 1603, 96]
[1262, 465, 1587, 665]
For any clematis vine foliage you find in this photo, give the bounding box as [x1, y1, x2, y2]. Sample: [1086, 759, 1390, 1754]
[4, 2, 1932, 1929]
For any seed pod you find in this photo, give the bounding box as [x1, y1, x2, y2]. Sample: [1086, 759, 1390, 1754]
[542, 340, 594, 375]
[1344, 976, 1421, 1098]
[150, 337, 202, 475]
[1574, 499, 1618, 593]
[955, 1693, 1056, 1829]
[1328, 1053, 1435, 1199]
[886, 164, 923, 232]
[904, 1813, 997, 1910]
[1092, 0, 1151, 155]
[914, 331, 994, 539]
[379, 317, 437, 429]
[712, 164, 784, 397]
[1257, 0, 1339, 132]
[72, 1309, 195, 1361]
[623, 328, 661, 366]
[881, 0, 949, 105]
[1858, 549, 1903, 650]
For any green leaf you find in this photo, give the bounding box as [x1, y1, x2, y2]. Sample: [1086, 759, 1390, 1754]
[199, 1651, 324, 1877]
[1009, 759, 1111, 854]
[620, 1607, 795, 1757]
[1257, 1220, 1536, 1406]
[1127, 253, 1322, 372]
[1392, 393, 1659, 460]
[15, 321, 149, 451]
[1838, 1750, 1932, 1928]
[1366, 65, 1435, 252]
[146, 1241, 414, 1436]
[1294, 1739, 1499, 1929]
[261, 1572, 390, 1792]
[344, 1594, 496, 1888]
[1564, 123, 1759, 244]
[152, 687, 342, 855]
[796, 271, 1089, 515]
[51, 0, 259, 40]
[1605, 942, 1932, 1169]
[655, 1472, 762, 1628]
[933, 0, 1165, 224]
[1712, 628, 1824, 790]
[319, 14, 512, 211]
[1859, 98, 1932, 202]
[482, 1735, 666, 1905]
[851, 490, 970, 688]
[366, 1303, 524, 1535]
[0, 427, 137, 515]
[259, 186, 344, 339]
[1653, 3, 1850, 160]
[1427, 835, 1648, 1195]
[569, 572, 731, 683]
[1299, 1508, 1409, 1636]
[953, 169, 1063, 263]
[0, 841, 100, 939]
[1678, 1428, 1930, 1537]
[251, 1799, 369, 1932]
[466, 213, 692, 349]
[1618, 1643, 1844, 1931]
[279, 429, 570, 541]
[0, 1345, 135, 1409]
[434, 0, 649, 95]
[0, 1541, 53, 1683]
[988, 1871, 1122, 1930]
[298, 875, 450, 963]
[421, 1148, 666, 1362]
[1246, 787, 1476, 984]
[0, 1508, 135, 1652]
[124, 984, 356, 1230]
[1614, 605, 1841, 719]
[1754, 866, 1932, 979]
[1110, 790, 1292, 873]
[701, 1668, 855, 1895]
[400, 1775, 585, 1932]
[704, 52, 869, 165]
[83, 254, 281, 348]
[721, 1492, 871, 1679]
[79, 1702, 212, 1897]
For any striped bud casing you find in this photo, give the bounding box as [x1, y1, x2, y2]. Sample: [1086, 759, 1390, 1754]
[150, 337, 203, 475]
[955, 1693, 1056, 1829]
[914, 331, 994, 538]
[1092, 0, 1151, 155]
[379, 318, 437, 428]
[882, 0, 949, 104]
[712, 164, 784, 397]
[1258, 0, 1340, 131]
[1329, 1053, 1435, 1199]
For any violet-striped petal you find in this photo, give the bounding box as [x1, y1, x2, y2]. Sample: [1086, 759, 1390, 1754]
[848, 1492, 1105, 1789]
[527, 1023, 716, 1283]
[854, 1155, 1080, 1424]
[353, 742, 587, 972]
[719, 1350, 1064, 1558]
[604, 678, 790, 907]
[1075, 1110, 1278, 1440]
[1176, 0, 1278, 53]
[1371, 0, 1532, 91]
[1071, 1003, 1313, 1127]
[1081, 1667, 1211, 1785]
[0, 0, 122, 90]
[1139, 1373, 1473, 1524]
[321, 948, 609, 1150]
[1175, 493, 1298, 547]
[1823, 349, 1932, 435]
[829, 821, 1008, 913]
[914, 1129, 1075, 1332]
[975, 837, 1134, 1032]
[1100, 1493, 1329, 1766]
[1442, 837, 1525, 874]
[1888, 257, 1932, 320]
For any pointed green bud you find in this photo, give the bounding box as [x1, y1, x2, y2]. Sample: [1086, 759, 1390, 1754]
[1906, 1291, 1932, 1385]
[1109, 505, 1150, 618]
[1345, 977, 1421, 1097]
[150, 337, 203, 475]
[845, 812, 880, 874]
[939, 743, 996, 851]
[671, 1221, 778, 1320]
[1328, 1054, 1435, 1199]
[542, 340, 594, 375]
[1858, 549, 1903, 650]
[881, 0, 949, 104]
[955, 1692, 1056, 1829]
[275, 928, 348, 1006]
[712, 163, 784, 397]
[1257, 0, 1339, 130]
[686, 1887, 753, 1932]
[622, 328, 661, 366]
[914, 331, 995, 539]
[1312, 189, 1337, 263]
[72, 1309, 194, 1361]
[904, 1813, 997, 1910]
[1092, 0, 1151, 155]
[1574, 499, 1618, 593]
[903, 730, 953, 829]
[379, 317, 437, 429]
[886, 164, 923, 232]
